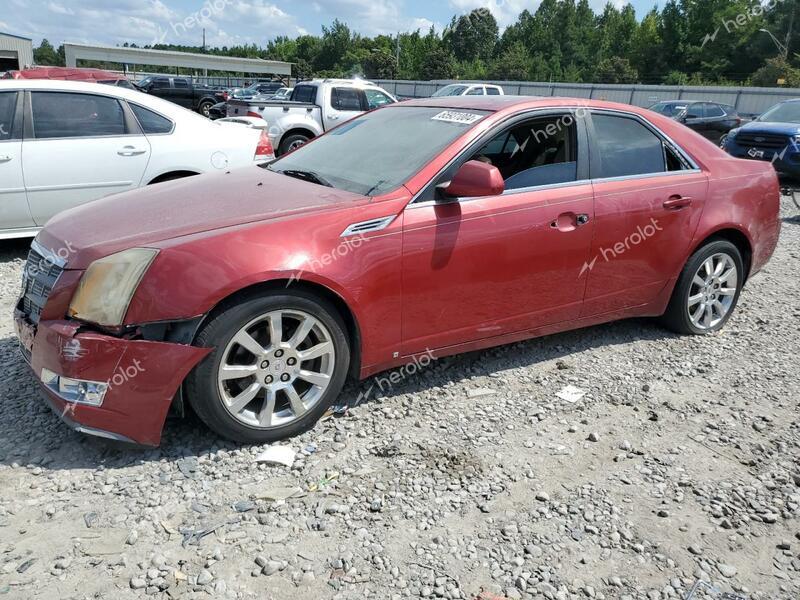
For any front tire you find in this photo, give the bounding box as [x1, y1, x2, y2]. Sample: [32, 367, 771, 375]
[661, 240, 744, 335]
[186, 291, 350, 444]
[198, 101, 214, 118]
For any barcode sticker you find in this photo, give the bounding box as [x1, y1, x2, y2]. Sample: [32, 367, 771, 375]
[431, 111, 484, 125]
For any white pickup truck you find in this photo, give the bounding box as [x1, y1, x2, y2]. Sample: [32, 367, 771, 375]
[227, 79, 397, 155]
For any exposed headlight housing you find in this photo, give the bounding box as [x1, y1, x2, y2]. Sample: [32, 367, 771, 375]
[68, 248, 158, 328]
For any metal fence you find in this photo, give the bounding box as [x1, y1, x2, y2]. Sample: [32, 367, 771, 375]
[373, 79, 800, 116]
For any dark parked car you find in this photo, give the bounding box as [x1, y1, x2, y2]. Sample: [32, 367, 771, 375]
[225, 81, 285, 100]
[136, 76, 226, 118]
[649, 101, 743, 143]
[721, 99, 800, 180]
[208, 101, 227, 120]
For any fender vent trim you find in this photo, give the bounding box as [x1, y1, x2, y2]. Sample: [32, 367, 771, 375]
[340, 215, 396, 237]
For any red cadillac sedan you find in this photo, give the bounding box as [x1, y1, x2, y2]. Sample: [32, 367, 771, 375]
[15, 96, 781, 446]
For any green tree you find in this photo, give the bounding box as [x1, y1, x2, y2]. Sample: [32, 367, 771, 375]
[489, 42, 532, 80]
[596, 56, 639, 83]
[420, 47, 455, 80]
[447, 9, 499, 62]
[751, 56, 800, 86]
[33, 39, 63, 66]
[364, 49, 397, 79]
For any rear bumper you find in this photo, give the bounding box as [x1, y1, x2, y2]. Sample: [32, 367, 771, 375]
[14, 313, 210, 447]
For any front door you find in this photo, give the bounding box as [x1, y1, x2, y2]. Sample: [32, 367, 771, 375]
[324, 87, 364, 131]
[401, 111, 595, 356]
[24, 91, 151, 225]
[582, 111, 708, 316]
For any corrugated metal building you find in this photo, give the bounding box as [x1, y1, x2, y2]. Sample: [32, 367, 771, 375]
[0, 32, 34, 72]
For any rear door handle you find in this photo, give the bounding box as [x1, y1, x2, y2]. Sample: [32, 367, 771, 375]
[550, 212, 590, 232]
[0, 155, 11, 163]
[117, 146, 147, 157]
[663, 195, 692, 210]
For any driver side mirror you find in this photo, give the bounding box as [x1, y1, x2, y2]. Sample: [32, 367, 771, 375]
[440, 160, 505, 200]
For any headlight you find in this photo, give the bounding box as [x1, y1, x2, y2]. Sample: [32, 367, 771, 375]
[68, 248, 158, 328]
[727, 128, 740, 141]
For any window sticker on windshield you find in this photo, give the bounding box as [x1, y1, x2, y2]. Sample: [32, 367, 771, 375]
[431, 111, 484, 125]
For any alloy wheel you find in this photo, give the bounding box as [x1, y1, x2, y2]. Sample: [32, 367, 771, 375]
[217, 309, 335, 428]
[686, 252, 738, 331]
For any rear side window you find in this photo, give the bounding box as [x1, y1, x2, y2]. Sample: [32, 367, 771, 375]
[32, 92, 127, 139]
[592, 114, 666, 178]
[331, 87, 363, 111]
[292, 85, 316, 103]
[130, 103, 174, 134]
[152, 77, 170, 89]
[466, 87, 484, 95]
[0, 92, 17, 141]
[487, 87, 501, 95]
[173, 78, 189, 88]
[364, 89, 394, 110]
[705, 103, 725, 117]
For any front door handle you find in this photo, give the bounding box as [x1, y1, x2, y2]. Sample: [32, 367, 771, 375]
[329, 114, 340, 121]
[117, 146, 147, 157]
[663, 195, 693, 210]
[0, 155, 11, 163]
[550, 212, 590, 232]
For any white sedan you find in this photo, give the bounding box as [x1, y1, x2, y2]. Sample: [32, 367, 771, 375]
[0, 79, 274, 239]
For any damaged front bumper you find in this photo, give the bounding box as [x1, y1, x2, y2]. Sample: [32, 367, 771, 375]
[14, 313, 210, 447]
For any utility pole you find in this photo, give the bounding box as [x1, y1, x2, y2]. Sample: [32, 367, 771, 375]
[785, 8, 794, 61]
[396, 32, 400, 73]
[203, 28, 206, 53]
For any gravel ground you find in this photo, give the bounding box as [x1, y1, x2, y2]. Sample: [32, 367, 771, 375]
[0, 199, 798, 600]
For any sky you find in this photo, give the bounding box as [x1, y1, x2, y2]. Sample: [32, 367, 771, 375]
[1, 0, 647, 48]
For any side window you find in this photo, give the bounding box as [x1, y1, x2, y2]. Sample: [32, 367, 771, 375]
[173, 78, 189, 89]
[364, 89, 393, 110]
[152, 77, 170, 89]
[705, 103, 725, 118]
[331, 87, 363, 111]
[468, 113, 578, 191]
[466, 86, 484, 96]
[292, 85, 316, 103]
[32, 92, 127, 139]
[685, 103, 702, 119]
[486, 87, 501, 96]
[129, 103, 174, 134]
[592, 113, 667, 178]
[0, 92, 17, 141]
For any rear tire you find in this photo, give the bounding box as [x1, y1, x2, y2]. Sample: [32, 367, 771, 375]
[278, 133, 311, 156]
[186, 291, 350, 444]
[198, 101, 214, 118]
[661, 240, 744, 335]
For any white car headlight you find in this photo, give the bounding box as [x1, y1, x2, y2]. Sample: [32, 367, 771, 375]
[68, 248, 158, 328]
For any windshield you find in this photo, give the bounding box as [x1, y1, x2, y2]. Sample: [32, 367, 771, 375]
[758, 101, 800, 124]
[433, 85, 468, 97]
[268, 106, 490, 196]
[649, 102, 686, 117]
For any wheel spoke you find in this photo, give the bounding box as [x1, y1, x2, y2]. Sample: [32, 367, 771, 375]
[702, 258, 715, 280]
[692, 275, 706, 288]
[288, 316, 314, 347]
[228, 382, 262, 413]
[257, 389, 276, 427]
[233, 331, 265, 357]
[688, 293, 704, 307]
[220, 364, 258, 381]
[718, 286, 736, 297]
[713, 256, 726, 276]
[713, 300, 727, 318]
[703, 304, 713, 328]
[719, 268, 737, 285]
[298, 369, 330, 387]
[285, 385, 307, 416]
[298, 341, 333, 362]
[690, 304, 705, 325]
[268, 313, 283, 347]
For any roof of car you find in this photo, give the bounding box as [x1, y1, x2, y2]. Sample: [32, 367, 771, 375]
[3, 66, 126, 81]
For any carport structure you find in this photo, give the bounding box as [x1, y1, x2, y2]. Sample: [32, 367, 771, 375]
[64, 43, 291, 83]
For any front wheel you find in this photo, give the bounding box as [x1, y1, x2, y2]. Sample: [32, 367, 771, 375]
[661, 240, 744, 335]
[186, 292, 350, 444]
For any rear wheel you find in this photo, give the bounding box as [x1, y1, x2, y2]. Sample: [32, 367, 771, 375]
[198, 100, 214, 118]
[661, 240, 744, 335]
[186, 292, 350, 444]
[278, 133, 311, 156]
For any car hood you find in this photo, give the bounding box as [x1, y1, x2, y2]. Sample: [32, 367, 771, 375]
[38, 166, 368, 269]
[737, 121, 800, 135]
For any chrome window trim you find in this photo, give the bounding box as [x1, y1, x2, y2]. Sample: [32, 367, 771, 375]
[407, 178, 595, 209]
[404, 105, 704, 210]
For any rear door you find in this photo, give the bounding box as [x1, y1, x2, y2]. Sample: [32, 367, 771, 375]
[0, 90, 34, 231]
[171, 78, 194, 108]
[582, 111, 707, 317]
[23, 90, 151, 225]
[324, 86, 364, 130]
